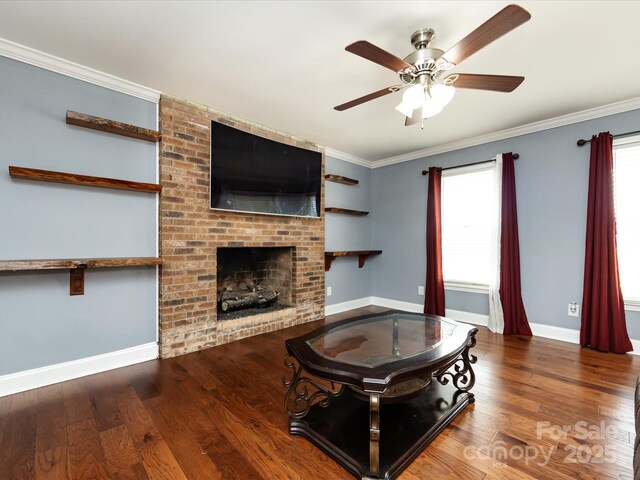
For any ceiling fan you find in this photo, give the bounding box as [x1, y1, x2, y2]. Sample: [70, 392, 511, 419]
[334, 4, 531, 126]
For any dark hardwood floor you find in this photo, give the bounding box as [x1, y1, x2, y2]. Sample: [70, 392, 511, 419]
[1, 306, 638, 479]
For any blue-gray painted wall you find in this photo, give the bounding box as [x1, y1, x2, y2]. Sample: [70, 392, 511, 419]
[324, 156, 373, 305]
[371, 108, 640, 339]
[0, 57, 158, 375]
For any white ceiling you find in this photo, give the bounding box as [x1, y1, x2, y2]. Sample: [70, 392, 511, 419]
[1, 1, 640, 163]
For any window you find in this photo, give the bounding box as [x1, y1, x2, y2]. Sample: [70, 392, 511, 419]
[613, 138, 640, 305]
[441, 163, 497, 290]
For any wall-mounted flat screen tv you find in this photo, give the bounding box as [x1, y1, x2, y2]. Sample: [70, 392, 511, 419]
[210, 121, 321, 217]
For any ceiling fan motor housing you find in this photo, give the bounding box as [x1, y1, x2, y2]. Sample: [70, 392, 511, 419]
[401, 46, 445, 84]
[411, 28, 435, 49]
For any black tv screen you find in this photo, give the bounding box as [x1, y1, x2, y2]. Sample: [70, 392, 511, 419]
[210, 121, 322, 217]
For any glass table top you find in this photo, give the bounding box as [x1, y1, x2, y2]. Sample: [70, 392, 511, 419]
[306, 313, 456, 368]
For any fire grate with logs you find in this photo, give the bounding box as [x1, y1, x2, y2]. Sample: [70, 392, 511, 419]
[217, 283, 279, 313]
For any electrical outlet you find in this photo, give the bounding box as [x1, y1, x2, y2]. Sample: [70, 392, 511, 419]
[327, 287, 332, 297]
[568, 302, 579, 317]
[418, 286, 425, 296]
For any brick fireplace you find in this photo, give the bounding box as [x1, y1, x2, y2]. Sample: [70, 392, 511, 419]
[158, 95, 325, 359]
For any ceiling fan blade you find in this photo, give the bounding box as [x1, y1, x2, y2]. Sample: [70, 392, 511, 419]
[346, 41, 413, 73]
[442, 5, 531, 66]
[334, 86, 397, 111]
[448, 73, 524, 92]
[405, 109, 421, 126]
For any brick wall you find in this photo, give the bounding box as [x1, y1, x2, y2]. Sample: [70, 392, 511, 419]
[159, 94, 325, 358]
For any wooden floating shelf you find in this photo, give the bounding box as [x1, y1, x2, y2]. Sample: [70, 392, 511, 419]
[0, 257, 163, 296]
[0, 257, 164, 271]
[9, 166, 162, 193]
[325, 207, 369, 216]
[325, 174, 359, 186]
[66, 111, 161, 143]
[325, 250, 382, 271]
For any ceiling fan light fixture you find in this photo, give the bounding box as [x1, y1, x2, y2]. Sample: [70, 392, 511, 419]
[430, 83, 456, 107]
[403, 84, 425, 108]
[421, 101, 443, 119]
[421, 83, 450, 119]
[395, 84, 424, 116]
[394, 101, 415, 117]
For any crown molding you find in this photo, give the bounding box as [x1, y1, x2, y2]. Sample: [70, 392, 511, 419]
[4, 35, 639, 162]
[371, 96, 640, 168]
[0, 37, 160, 103]
[324, 147, 373, 168]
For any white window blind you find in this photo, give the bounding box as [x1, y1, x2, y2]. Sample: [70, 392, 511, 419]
[614, 140, 640, 302]
[441, 164, 496, 287]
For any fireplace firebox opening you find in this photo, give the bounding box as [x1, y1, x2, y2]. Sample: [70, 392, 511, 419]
[216, 247, 293, 320]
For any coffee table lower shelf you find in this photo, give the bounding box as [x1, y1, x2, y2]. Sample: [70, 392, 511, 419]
[289, 382, 474, 480]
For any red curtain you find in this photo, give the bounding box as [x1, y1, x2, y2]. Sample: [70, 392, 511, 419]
[500, 153, 532, 335]
[580, 132, 632, 353]
[425, 167, 445, 316]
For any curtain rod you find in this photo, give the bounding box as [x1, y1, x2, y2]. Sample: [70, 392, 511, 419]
[421, 153, 519, 176]
[576, 130, 640, 146]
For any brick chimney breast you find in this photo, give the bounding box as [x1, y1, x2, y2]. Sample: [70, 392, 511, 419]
[158, 95, 325, 359]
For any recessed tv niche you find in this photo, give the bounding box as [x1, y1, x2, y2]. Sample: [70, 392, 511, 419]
[210, 121, 322, 217]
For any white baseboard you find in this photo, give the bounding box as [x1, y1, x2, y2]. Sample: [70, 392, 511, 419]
[444, 308, 490, 327]
[529, 322, 580, 344]
[0, 342, 158, 398]
[528, 322, 640, 355]
[330, 296, 640, 355]
[370, 296, 423, 313]
[325, 297, 373, 316]
[368, 298, 491, 328]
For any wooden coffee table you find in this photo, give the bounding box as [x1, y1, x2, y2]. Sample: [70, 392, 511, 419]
[282, 310, 478, 480]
